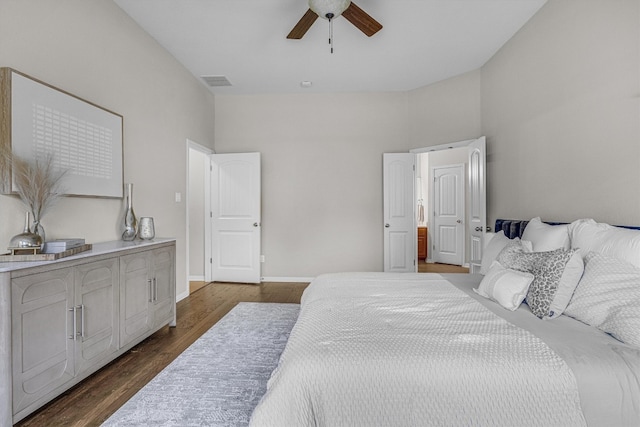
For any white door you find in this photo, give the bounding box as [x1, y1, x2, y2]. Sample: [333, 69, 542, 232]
[468, 137, 487, 274]
[383, 153, 416, 272]
[210, 153, 261, 283]
[432, 164, 464, 265]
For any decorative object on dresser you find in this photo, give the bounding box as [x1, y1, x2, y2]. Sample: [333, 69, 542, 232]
[43, 238, 85, 253]
[0, 243, 93, 262]
[121, 183, 138, 241]
[138, 217, 155, 240]
[1, 148, 68, 244]
[7, 212, 43, 255]
[0, 239, 177, 425]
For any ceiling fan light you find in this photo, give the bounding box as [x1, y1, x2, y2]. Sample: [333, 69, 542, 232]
[309, 0, 351, 19]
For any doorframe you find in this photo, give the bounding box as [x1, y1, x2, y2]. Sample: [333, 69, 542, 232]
[429, 163, 465, 266]
[186, 139, 214, 296]
[410, 138, 483, 268]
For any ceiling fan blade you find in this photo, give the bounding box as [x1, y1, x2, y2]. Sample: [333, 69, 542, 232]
[342, 2, 383, 37]
[287, 8, 319, 39]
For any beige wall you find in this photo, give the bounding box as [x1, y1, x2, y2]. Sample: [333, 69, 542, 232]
[215, 72, 482, 277]
[215, 93, 410, 277]
[482, 0, 640, 226]
[409, 70, 482, 148]
[0, 0, 216, 299]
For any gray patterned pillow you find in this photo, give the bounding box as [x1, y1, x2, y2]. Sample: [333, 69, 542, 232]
[494, 240, 530, 269]
[496, 246, 582, 319]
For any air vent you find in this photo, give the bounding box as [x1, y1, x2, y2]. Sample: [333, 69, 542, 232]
[201, 75, 232, 87]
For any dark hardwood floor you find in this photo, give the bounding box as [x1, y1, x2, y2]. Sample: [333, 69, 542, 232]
[17, 265, 468, 426]
[15, 281, 308, 427]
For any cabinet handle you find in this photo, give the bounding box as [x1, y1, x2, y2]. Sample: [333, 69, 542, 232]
[79, 304, 85, 339]
[153, 278, 158, 302]
[148, 279, 153, 302]
[69, 306, 77, 340]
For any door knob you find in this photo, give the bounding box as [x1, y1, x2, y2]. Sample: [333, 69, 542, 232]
[385, 224, 390, 228]
[253, 222, 260, 227]
[456, 220, 462, 224]
[475, 226, 482, 231]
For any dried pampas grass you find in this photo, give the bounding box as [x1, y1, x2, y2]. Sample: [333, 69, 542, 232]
[7, 151, 67, 221]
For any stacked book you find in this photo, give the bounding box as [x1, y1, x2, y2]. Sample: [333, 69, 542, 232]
[43, 238, 86, 253]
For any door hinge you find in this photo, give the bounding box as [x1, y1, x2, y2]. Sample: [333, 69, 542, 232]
[209, 258, 212, 264]
[210, 212, 213, 218]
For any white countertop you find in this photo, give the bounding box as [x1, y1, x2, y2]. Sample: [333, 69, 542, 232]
[0, 238, 176, 273]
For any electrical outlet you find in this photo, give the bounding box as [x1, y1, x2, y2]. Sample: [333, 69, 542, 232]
[260, 255, 265, 263]
[175, 192, 182, 203]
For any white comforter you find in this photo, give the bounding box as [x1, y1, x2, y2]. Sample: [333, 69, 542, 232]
[250, 273, 586, 427]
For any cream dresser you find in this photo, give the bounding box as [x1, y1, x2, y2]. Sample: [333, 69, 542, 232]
[0, 239, 176, 425]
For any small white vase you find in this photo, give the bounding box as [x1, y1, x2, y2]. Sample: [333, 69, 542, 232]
[139, 217, 155, 240]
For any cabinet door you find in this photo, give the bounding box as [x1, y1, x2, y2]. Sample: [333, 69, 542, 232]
[417, 228, 427, 260]
[150, 246, 175, 329]
[75, 258, 119, 376]
[119, 252, 153, 348]
[12, 268, 74, 414]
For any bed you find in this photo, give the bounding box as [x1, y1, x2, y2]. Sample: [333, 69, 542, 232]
[250, 218, 640, 427]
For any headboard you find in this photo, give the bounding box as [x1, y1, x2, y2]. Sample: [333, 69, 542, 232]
[494, 219, 640, 240]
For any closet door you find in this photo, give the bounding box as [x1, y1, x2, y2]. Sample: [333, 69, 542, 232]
[210, 152, 261, 283]
[432, 164, 464, 266]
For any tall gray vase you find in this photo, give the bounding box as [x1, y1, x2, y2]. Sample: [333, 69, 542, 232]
[122, 183, 138, 241]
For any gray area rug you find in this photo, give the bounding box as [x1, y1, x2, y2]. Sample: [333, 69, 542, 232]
[102, 302, 299, 427]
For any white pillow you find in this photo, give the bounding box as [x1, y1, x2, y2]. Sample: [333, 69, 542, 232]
[569, 218, 640, 269]
[474, 261, 534, 311]
[480, 231, 510, 274]
[564, 252, 640, 348]
[522, 217, 570, 251]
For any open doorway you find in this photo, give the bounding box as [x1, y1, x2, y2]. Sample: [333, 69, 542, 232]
[186, 140, 213, 295]
[412, 137, 487, 273]
[384, 137, 485, 274]
[416, 148, 469, 271]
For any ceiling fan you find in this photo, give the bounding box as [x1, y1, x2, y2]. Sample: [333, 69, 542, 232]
[287, 0, 383, 40]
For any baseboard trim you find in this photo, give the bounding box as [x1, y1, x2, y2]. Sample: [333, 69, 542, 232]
[176, 290, 189, 302]
[261, 276, 314, 283]
[188, 275, 205, 282]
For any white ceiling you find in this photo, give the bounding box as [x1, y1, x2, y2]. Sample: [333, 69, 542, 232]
[113, 0, 547, 95]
